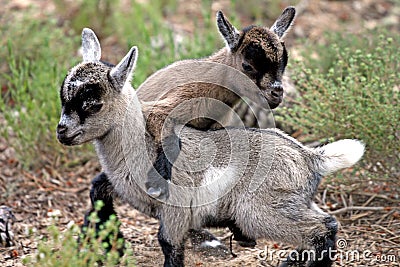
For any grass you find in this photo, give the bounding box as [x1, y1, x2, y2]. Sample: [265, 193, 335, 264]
[0, 15, 83, 168]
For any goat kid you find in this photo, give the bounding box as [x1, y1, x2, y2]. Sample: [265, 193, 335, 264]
[84, 7, 296, 250]
[57, 39, 364, 267]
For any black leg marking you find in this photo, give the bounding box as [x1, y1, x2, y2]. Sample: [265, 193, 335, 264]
[158, 223, 185, 267]
[228, 223, 257, 248]
[82, 173, 125, 256]
[146, 133, 181, 200]
[308, 216, 338, 267]
[188, 229, 230, 258]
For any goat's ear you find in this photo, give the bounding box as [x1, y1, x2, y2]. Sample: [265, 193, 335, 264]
[270, 6, 296, 39]
[81, 28, 101, 62]
[216, 11, 240, 52]
[109, 46, 138, 89]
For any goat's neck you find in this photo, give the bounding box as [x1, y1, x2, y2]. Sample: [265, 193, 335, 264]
[206, 47, 236, 67]
[203, 47, 241, 106]
[94, 88, 156, 188]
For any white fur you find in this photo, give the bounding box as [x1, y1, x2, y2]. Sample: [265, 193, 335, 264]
[70, 79, 84, 88]
[58, 112, 77, 128]
[201, 166, 238, 198]
[200, 240, 222, 248]
[319, 139, 365, 175]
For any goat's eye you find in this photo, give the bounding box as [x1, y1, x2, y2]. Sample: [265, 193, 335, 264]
[242, 62, 254, 72]
[83, 102, 103, 113]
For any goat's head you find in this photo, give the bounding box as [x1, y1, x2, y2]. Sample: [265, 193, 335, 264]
[57, 28, 138, 146]
[217, 7, 295, 109]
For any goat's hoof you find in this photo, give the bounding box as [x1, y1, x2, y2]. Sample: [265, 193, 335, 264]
[237, 239, 256, 248]
[147, 187, 162, 198]
[147, 187, 169, 200]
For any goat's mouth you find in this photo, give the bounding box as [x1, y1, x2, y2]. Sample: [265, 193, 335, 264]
[268, 97, 281, 109]
[260, 91, 282, 110]
[57, 131, 82, 146]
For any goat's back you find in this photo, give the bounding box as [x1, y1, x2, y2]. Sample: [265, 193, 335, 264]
[169, 127, 319, 200]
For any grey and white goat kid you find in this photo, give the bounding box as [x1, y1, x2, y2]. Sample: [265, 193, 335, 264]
[85, 6, 296, 250]
[57, 35, 365, 266]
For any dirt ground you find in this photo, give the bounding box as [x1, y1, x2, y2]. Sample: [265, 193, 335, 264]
[1, 0, 399, 266]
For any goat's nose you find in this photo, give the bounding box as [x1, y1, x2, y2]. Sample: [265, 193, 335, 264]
[271, 81, 283, 98]
[57, 124, 67, 135]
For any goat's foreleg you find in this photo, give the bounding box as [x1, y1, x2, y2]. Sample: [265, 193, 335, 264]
[83, 172, 125, 255]
[228, 222, 257, 248]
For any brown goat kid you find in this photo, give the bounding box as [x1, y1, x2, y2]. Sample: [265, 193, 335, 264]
[141, 7, 296, 142]
[140, 7, 296, 199]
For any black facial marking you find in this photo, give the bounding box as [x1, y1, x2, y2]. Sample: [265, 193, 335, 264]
[243, 43, 277, 79]
[62, 83, 105, 124]
[238, 27, 289, 87]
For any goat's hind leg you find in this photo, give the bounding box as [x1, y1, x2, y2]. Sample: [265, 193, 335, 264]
[82, 172, 125, 256]
[158, 221, 186, 266]
[279, 212, 338, 267]
[307, 216, 338, 267]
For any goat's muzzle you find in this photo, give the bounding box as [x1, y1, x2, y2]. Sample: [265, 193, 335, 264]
[56, 124, 81, 146]
[267, 81, 283, 109]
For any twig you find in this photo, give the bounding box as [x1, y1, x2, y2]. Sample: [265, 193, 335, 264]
[348, 212, 371, 221]
[362, 194, 377, 207]
[322, 188, 327, 205]
[354, 192, 400, 203]
[377, 209, 396, 225]
[340, 193, 348, 208]
[328, 206, 388, 215]
[371, 224, 397, 237]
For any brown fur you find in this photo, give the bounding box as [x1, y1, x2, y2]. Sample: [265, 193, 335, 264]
[138, 9, 296, 142]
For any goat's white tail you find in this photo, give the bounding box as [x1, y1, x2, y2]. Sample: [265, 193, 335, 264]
[316, 139, 365, 175]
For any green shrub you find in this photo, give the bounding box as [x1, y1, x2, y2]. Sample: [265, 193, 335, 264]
[23, 201, 134, 267]
[282, 31, 399, 168]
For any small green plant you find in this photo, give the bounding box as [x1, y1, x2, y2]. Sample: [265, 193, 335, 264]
[23, 201, 134, 267]
[282, 31, 399, 168]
